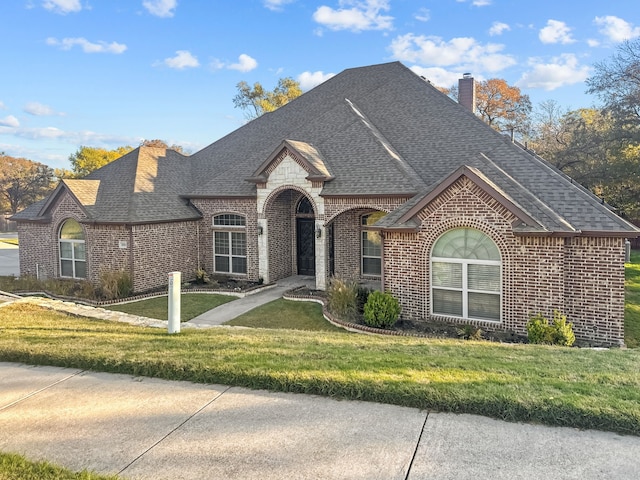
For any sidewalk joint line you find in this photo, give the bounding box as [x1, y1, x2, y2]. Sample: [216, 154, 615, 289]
[118, 385, 232, 476]
[0, 369, 84, 412]
[404, 411, 429, 480]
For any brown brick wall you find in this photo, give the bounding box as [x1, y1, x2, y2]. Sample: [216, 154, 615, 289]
[265, 190, 294, 281]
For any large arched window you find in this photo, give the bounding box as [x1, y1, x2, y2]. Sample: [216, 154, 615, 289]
[431, 228, 501, 321]
[59, 219, 86, 279]
[213, 214, 247, 274]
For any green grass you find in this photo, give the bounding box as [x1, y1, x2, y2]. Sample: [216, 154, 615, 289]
[225, 298, 345, 332]
[1, 303, 639, 436]
[105, 293, 236, 321]
[625, 250, 640, 348]
[0, 452, 119, 479]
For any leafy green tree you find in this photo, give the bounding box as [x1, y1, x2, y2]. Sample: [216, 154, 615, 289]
[0, 154, 55, 214]
[233, 77, 302, 119]
[68, 146, 133, 178]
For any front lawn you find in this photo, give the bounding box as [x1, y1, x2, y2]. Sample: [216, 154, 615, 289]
[0, 452, 118, 480]
[1, 302, 639, 435]
[225, 298, 345, 332]
[105, 293, 236, 321]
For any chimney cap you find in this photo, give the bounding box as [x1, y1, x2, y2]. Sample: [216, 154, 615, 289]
[463, 72, 472, 79]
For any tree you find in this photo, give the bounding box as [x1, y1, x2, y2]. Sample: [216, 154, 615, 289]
[67, 145, 133, 178]
[233, 77, 302, 119]
[586, 39, 640, 138]
[475, 78, 532, 137]
[528, 99, 573, 169]
[0, 154, 55, 214]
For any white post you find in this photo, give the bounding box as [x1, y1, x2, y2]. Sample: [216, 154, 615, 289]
[168, 271, 181, 334]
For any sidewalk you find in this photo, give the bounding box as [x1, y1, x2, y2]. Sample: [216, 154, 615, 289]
[1, 362, 638, 480]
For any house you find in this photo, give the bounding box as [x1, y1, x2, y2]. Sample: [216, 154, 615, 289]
[12, 62, 639, 346]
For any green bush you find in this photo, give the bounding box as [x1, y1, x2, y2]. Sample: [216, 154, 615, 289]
[327, 278, 358, 320]
[527, 310, 575, 346]
[356, 285, 372, 314]
[99, 270, 133, 300]
[363, 291, 401, 329]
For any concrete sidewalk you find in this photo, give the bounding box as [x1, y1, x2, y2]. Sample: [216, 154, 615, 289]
[1, 362, 638, 480]
[0, 236, 19, 277]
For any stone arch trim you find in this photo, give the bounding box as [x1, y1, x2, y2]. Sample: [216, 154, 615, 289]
[262, 185, 320, 218]
[325, 204, 394, 224]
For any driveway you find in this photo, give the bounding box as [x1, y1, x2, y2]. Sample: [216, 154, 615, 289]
[0, 236, 19, 277]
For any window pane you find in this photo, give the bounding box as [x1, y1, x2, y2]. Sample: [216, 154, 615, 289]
[468, 264, 500, 292]
[61, 259, 73, 277]
[231, 232, 246, 256]
[60, 219, 84, 240]
[60, 241, 72, 259]
[213, 214, 245, 226]
[362, 211, 386, 226]
[214, 232, 229, 255]
[232, 257, 247, 274]
[468, 292, 500, 320]
[433, 228, 499, 260]
[363, 257, 381, 275]
[74, 261, 87, 279]
[432, 262, 462, 288]
[74, 242, 86, 261]
[433, 289, 463, 316]
[215, 256, 229, 272]
[362, 231, 381, 257]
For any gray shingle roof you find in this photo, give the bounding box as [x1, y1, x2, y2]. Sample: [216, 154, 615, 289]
[13, 62, 640, 235]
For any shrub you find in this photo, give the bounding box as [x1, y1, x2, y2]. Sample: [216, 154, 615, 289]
[527, 310, 575, 346]
[327, 278, 358, 320]
[457, 324, 484, 341]
[195, 268, 210, 285]
[356, 285, 372, 314]
[363, 291, 401, 329]
[99, 270, 133, 300]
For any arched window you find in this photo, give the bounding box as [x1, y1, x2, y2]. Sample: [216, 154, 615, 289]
[213, 214, 246, 274]
[296, 197, 314, 215]
[59, 219, 86, 279]
[361, 211, 386, 276]
[431, 228, 501, 321]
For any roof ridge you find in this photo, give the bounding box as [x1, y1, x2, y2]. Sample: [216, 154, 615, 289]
[344, 97, 426, 190]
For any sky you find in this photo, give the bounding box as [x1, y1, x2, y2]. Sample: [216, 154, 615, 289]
[0, 0, 639, 170]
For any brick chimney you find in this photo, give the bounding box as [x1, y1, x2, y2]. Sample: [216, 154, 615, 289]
[458, 73, 475, 113]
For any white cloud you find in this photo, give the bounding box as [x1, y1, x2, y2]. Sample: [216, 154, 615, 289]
[456, 0, 492, 6]
[414, 8, 430, 22]
[142, 0, 177, 18]
[587, 38, 600, 47]
[594, 16, 640, 43]
[0, 116, 20, 128]
[159, 50, 200, 69]
[23, 102, 61, 116]
[517, 54, 590, 91]
[489, 21, 510, 36]
[228, 54, 258, 72]
[42, 0, 82, 14]
[46, 37, 127, 54]
[313, 0, 393, 32]
[539, 19, 575, 44]
[409, 66, 461, 89]
[264, 0, 295, 11]
[389, 34, 516, 73]
[297, 71, 336, 90]
[0, 101, 6, 110]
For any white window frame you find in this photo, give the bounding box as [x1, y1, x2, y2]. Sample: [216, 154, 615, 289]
[59, 219, 86, 279]
[431, 229, 501, 322]
[213, 214, 247, 275]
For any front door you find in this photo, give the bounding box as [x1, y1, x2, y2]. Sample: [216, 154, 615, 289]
[296, 218, 315, 276]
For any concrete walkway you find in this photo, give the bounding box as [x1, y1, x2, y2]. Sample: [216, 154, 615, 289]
[187, 275, 315, 327]
[0, 234, 19, 277]
[1, 362, 638, 480]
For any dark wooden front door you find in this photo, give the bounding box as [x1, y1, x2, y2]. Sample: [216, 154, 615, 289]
[297, 218, 315, 275]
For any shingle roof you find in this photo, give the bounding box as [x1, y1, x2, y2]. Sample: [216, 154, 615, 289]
[13, 61, 640, 235]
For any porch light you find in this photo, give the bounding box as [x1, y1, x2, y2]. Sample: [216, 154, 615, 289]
[316, 226, 322, 238]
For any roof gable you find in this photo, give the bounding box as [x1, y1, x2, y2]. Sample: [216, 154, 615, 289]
[246, 140, 334, 184]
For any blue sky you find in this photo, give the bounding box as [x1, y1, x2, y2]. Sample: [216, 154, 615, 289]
[1, 0, 639, 170]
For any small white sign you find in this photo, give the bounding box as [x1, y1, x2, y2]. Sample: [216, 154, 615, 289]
[118, 240, 128, 249]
